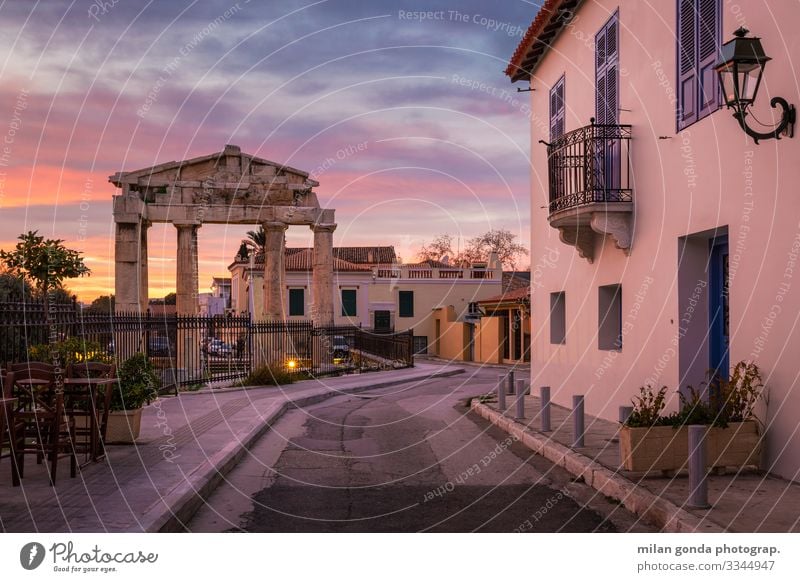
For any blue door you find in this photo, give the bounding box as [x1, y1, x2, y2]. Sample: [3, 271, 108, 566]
[709, 236, 729, 381]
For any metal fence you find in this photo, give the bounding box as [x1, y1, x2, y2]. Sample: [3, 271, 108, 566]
[0, 301, 414, 388]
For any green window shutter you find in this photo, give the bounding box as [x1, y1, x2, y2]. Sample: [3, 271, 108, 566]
[289, 288, 304, 316]
[341, 289, 357, 316]
[399, 291, 414, 317]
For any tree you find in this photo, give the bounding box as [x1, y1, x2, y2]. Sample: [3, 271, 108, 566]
[245, 226, 266, 252]
[0, 268, 32, 301]
[416, 234, 455, 263]
[463, 229, 529, 270]
[0, 231, 90, 300]
[87, 294, 115, 313]
[163, 292, 177, 305]
[415, 229, 528, 270]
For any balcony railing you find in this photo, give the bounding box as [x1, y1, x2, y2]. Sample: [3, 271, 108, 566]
[546, 123, 632, 214]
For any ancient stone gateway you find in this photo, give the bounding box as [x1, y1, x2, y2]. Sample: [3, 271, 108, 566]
[110, 144, 336, 326]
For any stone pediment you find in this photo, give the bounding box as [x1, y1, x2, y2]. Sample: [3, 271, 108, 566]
[109, 144, 320, 209]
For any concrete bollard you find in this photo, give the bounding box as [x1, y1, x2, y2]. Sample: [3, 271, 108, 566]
[515, 379, 526, 420]
[507, 370, 515, 395]
[618, 406, 633, 466]
[688, 425, 711, 509]
[540, 386, 551, 432]
[573, 395, 585, 448]
[497, 375, 506, 412]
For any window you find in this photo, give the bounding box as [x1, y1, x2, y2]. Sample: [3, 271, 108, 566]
[550, 292, 566, 344]
[288, 288, 304, 317]
[677, 0, 721, 129]
[595, 12, 619, 125]
[598, 284, 622, 350]
[549, 75, 565, 141]
[341, 289, 357, 317]
[398, 291, 414, 317]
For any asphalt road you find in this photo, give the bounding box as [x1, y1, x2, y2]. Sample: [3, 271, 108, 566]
[188, 367, 654, 533]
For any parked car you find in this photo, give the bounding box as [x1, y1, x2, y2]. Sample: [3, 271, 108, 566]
[147, 337, 172, 357]
[205, 338, 233, 357]
[332, 335, 350, 359]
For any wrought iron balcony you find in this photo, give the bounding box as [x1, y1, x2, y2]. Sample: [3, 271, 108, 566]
[545, 122, 633, 262]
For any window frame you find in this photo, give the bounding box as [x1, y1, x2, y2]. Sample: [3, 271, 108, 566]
[288, 288, 305, 317]
[398, 290, 414, 318]
[341, 288, 357, 317]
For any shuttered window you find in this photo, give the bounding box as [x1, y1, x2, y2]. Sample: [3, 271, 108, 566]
[288, 288, 304, 316]
[677, 0, 721, 129]
[549, 75, 565, 141]
[398, 291, 414, 318]
[341, 289, 357, 317]
[595, 12, 619, 125]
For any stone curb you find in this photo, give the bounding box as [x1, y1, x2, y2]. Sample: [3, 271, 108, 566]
[136, 367, 466, 532]
[471, 400, 725, 533]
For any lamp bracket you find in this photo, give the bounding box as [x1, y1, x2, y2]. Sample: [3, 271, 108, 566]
[734, 97, 796, 144]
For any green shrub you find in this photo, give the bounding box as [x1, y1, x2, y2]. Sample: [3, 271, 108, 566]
[625, 385, 672, 427]
[238, 364, 296, 387]
[113, 353, 160, 411]
[28, 337, 111, 366]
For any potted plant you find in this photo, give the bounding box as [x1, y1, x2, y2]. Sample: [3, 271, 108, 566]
[619, 361, 764, 472]
[106, 353, 160, 444]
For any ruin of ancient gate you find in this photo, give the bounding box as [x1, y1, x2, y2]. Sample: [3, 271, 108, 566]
[110, 144, 336, 326]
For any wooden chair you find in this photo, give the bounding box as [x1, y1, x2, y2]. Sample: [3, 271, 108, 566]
[1, 370, 24, 485]
[8, 367, 77, 486]
[65, 362, 117, 461]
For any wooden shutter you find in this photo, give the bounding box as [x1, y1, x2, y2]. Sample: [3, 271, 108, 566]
[697, 0, 720, 116]
[677, 0, 697, 128]
[549, 76, 565, 140]
[595, 13, 618, 125]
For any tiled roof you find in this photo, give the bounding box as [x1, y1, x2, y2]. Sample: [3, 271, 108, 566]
[478, 286, 530, 305]
[506, 0, 582, 82]
[283, 249, 371, 272]
[234, 246, 395, 270]
[407, 259, 451, 268]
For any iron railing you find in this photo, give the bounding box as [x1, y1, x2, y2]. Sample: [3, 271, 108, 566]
[546, 123, 632, 214]
[0, 301, 414, 388]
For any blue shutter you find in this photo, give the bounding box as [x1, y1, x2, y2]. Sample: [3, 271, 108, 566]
[549, 76, 565, 140]
[595, 25, 608, 124]
[677, 0, 697, 128]
[697, 0, 721, 117]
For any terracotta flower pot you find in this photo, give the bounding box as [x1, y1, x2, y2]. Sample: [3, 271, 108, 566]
[105, 408, 143, 444]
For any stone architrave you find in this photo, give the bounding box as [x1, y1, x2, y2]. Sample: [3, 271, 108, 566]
[262, 222, 288, 320]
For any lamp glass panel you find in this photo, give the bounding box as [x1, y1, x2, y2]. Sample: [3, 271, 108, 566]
[739, 64, 763, 104]
[718, 65, 738, 106]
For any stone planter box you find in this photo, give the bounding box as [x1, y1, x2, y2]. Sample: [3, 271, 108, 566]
[619, 421, 761, 472]
[105, 408, 143, 444]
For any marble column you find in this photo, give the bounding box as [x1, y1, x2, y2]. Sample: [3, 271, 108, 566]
[175, 222, 200, 315]
[311, 223, 336, 326]
[114, 221, 142, 313]
[263, 222, 288, 320]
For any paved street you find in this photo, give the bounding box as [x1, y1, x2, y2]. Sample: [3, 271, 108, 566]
[188, 368, 654, 532]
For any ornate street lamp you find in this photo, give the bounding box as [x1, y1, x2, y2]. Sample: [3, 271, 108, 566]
[715, 27, 795, 143]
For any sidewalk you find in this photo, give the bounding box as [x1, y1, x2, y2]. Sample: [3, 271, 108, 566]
[472, 392, 800, 533]
[0, 362, 463, 533]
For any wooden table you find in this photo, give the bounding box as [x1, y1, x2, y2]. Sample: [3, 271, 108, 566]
[63, 378, 117, 463]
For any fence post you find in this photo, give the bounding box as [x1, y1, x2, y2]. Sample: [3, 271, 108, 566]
[573, 395, 585, 448]
[688, 425, 711, 509]
[515, 379, 526, 420]
[540, 386, 551, 432]
[497, 374, 506, 412]
[506, 369, 515, 395]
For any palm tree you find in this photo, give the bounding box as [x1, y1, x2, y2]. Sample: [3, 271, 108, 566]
[245, 226, 266, 252]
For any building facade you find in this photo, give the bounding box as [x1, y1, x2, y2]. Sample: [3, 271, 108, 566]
[229, 247, 503, 353]
[508, 0, 800, 480]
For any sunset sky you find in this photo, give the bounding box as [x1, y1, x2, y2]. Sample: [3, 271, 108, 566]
[0, 1, 537, 301]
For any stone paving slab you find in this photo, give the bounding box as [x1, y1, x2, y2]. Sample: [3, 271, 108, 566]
[0, 363, 463, 533]
[473, 392, 800, 532]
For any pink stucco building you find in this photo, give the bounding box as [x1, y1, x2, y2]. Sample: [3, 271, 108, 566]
[508, 0, 800, 480]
